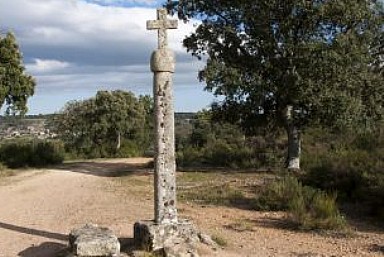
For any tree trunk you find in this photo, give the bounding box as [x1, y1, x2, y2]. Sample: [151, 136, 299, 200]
[284, 105, 301, 171]
[116, 131, 121, 151]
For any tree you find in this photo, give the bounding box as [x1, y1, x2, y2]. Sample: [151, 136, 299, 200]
[0, 32, 35, 115]
[167, 0, 384, 170]
[54, 90, 153, 158]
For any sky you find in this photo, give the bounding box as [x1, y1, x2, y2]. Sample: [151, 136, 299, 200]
[0, 0, 216, 114]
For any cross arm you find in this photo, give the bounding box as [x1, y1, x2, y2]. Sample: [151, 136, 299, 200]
[146, 20, 178, 30]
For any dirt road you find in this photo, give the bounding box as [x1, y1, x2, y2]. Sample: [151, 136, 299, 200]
[0, 158, 153, 257]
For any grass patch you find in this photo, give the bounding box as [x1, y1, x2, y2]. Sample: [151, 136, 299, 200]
[211, 234, 228, 247]
[179, 183, 246, 206]
[178, 171, 264, 208]
[226, 219, 255, 232]
[178, 171, 218, 183]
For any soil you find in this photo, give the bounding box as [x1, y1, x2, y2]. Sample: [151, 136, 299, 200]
[0, 158, 383, 257]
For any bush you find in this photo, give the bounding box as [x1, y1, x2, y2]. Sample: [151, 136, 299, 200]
[0, 141, 32, 168]
[177, 138, 269, 169]
[289, 186, 345, 230]
[255, 176, 302, 211]
[303, 149, 384, 218]
[302, 127, 384, 219]
[0, 139, 65, 168]
[64, 138, 145, 160]
[32, 141, 65, 166]
[256, 176, 346, 230]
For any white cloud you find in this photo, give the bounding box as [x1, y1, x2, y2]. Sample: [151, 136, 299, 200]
[27, 59, 71, 73]
[2, 0, 197, 60]
[0, 0, 211, 114]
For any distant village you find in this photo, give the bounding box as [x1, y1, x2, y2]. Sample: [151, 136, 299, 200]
[0, 116, 57, 140]
[0, 113, 195, 140]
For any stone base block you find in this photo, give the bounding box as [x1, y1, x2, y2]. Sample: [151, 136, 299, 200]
[69, 224, 120, 257]
[134, 220, 199, 252]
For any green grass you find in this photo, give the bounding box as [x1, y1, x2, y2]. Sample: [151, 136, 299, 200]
[211, 234, 228, 247]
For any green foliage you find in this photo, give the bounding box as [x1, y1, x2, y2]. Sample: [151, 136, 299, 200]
[289, 186, 346, 230]
[256, 176, 346, 230]
[171, 0, 383, 130]
[302, 127, 384, 218]
[0, 139, 65, 168]
[176, 111, 284, 168]
[0, 32, 35, 114]
[169, 0, 384, 170]
[53, 90, 153, 159]
[256, 176, 302, 211]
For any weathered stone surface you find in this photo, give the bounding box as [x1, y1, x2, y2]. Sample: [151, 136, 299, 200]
[147, 8, 179, 226]
[135, 8, 203, 257]
[150, 49, 175, 72]
[146, 8, 178, 49]
[198, 233, 217, 248]
[164, 243, 200, 257]
[69, 224, 120, 257]
[134, 220, 199, 251]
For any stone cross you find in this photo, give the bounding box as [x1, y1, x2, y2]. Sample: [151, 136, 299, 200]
[147, 8, 178, 49]
[135, 10, 199, 253]
[147, 8, 178, 225]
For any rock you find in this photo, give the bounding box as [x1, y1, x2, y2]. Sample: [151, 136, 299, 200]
[69, 224, 120, 257]
[164, 243, 200, 257]
[134, 219, 199, 251]
[198, 233, 217, 247]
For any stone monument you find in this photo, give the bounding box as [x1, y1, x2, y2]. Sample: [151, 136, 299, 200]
[147, 7, 178, 226]
[133, 8, 200, 255]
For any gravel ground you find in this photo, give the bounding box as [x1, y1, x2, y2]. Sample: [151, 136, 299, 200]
[0, 158, 383, 257]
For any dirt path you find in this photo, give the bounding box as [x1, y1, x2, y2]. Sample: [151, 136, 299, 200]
[0, 158, 383, 257]
[0, 158, 153, 257]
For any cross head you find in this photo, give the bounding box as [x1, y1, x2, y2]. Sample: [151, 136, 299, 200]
[147, 8, 178, 49]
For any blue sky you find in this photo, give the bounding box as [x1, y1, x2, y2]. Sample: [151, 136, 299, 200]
[0, 0, 216, 114]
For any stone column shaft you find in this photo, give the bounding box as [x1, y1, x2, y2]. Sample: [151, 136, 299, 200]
[151, 48, 178, 225]
[153, 71, 177, 224]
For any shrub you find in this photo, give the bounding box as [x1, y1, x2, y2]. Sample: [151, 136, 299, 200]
[0, 139, 65, 168]
[303, 148, 384, 217]
[64, 138, 144, 160]
[256, 176, 346, 230]
[32, 141, 65, 166]
[177, 139, 266, 169]
[289, 187, 346, 230]
[302, 127, 384, 219]
[255, 176, 302, 211]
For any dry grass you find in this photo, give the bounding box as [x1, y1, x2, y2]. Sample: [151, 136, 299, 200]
[0, 163, 14, 178]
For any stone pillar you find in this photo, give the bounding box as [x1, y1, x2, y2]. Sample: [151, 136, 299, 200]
[151, 48, 178, 225]
[146, 8, 178, 226]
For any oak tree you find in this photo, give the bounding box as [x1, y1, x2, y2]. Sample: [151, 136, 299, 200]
[55, 90, 153, 158]
[168, 0, 384, 170]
